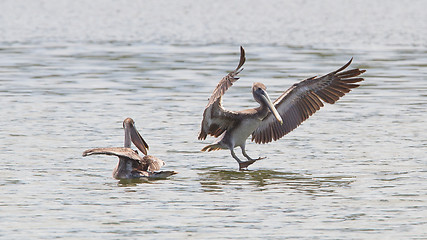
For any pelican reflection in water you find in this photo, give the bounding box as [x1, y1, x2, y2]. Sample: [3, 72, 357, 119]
[199, 46, 365, 170]
[83, 118, 177, 179]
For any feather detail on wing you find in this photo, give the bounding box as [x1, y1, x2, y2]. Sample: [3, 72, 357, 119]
[143, 155, 165, 172]
[83, 147, 166, 171]
[82, 147, 144, 162]
[198, 46, 246, 140]
[252, 58, 366, 144]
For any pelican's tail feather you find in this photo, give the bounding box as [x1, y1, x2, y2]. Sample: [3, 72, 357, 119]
[201, 143, 223, 152]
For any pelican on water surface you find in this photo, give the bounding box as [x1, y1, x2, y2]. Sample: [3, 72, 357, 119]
[83, 118, 177, 179]
[198, 46, 365, 170]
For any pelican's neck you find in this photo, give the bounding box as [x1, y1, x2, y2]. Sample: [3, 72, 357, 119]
[124, 127, 131, 148]
[255, 103, 270, 120]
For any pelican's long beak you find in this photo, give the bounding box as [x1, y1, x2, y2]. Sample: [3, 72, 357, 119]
[261, 91, 283, 124]
[129, 125, 149, 155]
[124, 118, 149, 155]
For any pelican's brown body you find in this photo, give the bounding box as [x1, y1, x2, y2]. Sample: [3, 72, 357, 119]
[83, 118, 177, 179]
[199, 46, 365, 170]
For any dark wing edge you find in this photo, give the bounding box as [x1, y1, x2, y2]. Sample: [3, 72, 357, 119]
[252, 58, 366, 144]
[206, 46, 246, 107]
[82, 147, 144, 162]
[198, 46, 246, 140]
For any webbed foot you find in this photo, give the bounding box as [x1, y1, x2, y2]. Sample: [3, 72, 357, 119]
[238, 157, 265, 171]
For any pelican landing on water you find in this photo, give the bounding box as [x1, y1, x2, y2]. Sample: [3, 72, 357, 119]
[83, 118, 177, 179]
[198, 46, 366, 170]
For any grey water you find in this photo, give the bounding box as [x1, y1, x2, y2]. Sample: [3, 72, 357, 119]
[1, 0, 426, 239]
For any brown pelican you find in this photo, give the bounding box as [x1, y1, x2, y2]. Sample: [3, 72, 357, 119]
[83, 118, 177, 179]
[198, 46, 365, 170]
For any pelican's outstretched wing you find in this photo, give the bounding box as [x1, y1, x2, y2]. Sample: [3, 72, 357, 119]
[252, 58, 366, 144]
[198, 46, 246, 140]
[82, 147, 144, 162]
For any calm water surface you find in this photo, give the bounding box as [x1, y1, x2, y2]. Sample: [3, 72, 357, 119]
[0, 1, 426, 239]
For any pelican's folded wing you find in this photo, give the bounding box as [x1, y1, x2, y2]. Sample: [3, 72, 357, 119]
[143, 155, 165, 172]
[252, 58, 366, 144]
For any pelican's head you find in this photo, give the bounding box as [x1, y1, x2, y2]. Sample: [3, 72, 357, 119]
[252, 83, 283, 124]
[123, 118, 149, 155]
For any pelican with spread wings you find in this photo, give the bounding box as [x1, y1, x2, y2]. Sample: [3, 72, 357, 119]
[198, 46, 365, 170]
[83, 118, 177, 179]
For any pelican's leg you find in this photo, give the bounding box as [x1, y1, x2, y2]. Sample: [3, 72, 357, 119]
[241, 145, 255, 161]
[230, 148, 243, 163]
[230, 146, 258, 171]
[241, 145, 266, 161]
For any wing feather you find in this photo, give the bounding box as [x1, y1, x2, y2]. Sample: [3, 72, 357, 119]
[82, 147, 144, 162]
[198, 46, 246, 140]
[252, 58, 365, 144]
[144, 155, 165, 172]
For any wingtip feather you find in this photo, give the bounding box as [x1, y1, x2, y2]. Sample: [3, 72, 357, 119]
[334, 57, 353, 74]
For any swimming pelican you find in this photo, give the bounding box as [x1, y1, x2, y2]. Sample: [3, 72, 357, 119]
[198, 46, 365, 170]
[83, 118, 177, 179]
